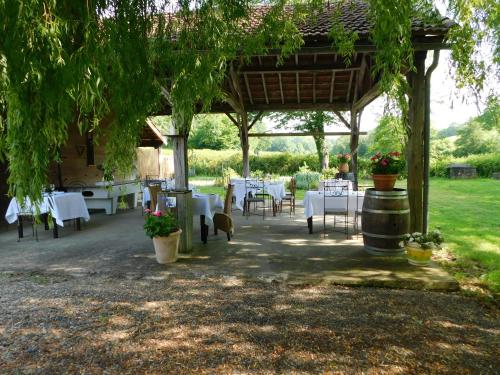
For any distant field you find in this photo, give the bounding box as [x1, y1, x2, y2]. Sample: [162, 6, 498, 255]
[194, 178, 500, 295]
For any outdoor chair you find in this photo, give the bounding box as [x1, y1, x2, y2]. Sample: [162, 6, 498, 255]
[244, 179, 267, 219]
[15, 199, 38, 242]
[323, 180, 351, 238]
[280, 177, 296, 216]
[213, 184, 235, 241]
[148, 185, 162, 212]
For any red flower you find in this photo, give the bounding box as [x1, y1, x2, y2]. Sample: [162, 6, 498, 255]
[370, 156, 377, 161]
[153, 211, 162, 217]
[389, 151, 401, 157]
[144, 208, 152, 214]
[381, 159, 389, 166]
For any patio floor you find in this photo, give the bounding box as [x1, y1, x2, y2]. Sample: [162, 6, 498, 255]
[0, 203, 458, 291]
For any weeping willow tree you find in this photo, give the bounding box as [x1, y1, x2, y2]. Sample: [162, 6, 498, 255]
[0, 0, 498, 204]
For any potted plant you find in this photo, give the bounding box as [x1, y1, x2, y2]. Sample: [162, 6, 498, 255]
[401, 229, 444, 266]
[144, 209, 182, 264]
[336, 153, 351, 173]
[370, 151, 403, 191]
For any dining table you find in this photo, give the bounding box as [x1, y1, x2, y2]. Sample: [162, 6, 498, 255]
[230, 178, 286, 215]
[5, 192, 90, 238]
[303, 190, 364, 233]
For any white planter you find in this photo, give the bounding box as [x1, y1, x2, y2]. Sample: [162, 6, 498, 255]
[152, 229, 182, 264]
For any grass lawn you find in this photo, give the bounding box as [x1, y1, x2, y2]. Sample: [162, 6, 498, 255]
[195, 178, 500, 295]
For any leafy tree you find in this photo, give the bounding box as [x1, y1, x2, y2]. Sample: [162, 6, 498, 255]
[454, 120, 500, 157]
[0, 0, 497, 202]
[476, 96, 500, 131]
[267, 111, 344, 171]
[368, 115, 406, 154]
[188, 115, 239, 150]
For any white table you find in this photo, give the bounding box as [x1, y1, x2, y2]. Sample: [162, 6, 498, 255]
[303, 190, 364, 233]
[230, 179, 286, 212]
[5, 192, 90, 238]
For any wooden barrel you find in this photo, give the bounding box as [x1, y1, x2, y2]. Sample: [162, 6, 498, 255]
[362, 188, 410, 256]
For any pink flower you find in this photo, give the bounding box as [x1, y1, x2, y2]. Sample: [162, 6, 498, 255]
[381, 159, 389, 166]
[144, 208, 152, 214]
[153, 211, 162, 217]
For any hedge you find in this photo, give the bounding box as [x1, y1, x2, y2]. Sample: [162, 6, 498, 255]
[430, 153, 500, 177]
[189, 149, 320, 176]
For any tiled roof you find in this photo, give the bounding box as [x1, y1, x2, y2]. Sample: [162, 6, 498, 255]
[248, 1, 453, 40]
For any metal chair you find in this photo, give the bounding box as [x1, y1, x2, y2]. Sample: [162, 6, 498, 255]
[323, 180, 351, 238]
[15, 198, 38, 242]
[244, 179, 267, 219]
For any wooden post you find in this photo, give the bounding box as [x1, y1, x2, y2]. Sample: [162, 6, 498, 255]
[171, 107, 194, 252]
[407, 51, 427, 233]
[349, 109, 360, 190]
[239, 113, 251, 178]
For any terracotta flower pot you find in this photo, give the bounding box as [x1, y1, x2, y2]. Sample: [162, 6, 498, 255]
[405, 243, 432, 266]
[372, 174, 398, 191]
[152, 229, 182, 264]
[339, 163, 349, 173]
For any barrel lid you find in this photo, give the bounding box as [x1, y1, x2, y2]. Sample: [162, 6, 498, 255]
[365, 188, 408, 196]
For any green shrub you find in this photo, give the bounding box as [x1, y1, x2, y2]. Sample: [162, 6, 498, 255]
[430, 153, 500, 177]
[189, 150, 320, 176]
[294, 163, 321, 189]
[321, 167, 338, 179]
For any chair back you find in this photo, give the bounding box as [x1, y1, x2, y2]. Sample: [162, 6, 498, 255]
[290, 177, 297, 195]
[224, 184, 234, 215]
[148, 185, 162, 211]
[245, 178, 264, 198]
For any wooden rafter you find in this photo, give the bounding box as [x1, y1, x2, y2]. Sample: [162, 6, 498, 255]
[296, 72, 300, 104]
[278, 73, 284, 104]
[313, 73, 317, 103]
[248, 131, 367, 137]
[353, 83, 380, 112]
[243, 73, 254, 105]
[224, 111, 239, 128]
[248, 110, 264, 130]
[354, 54, 368, 102]
[346, 70, 354, 103]
[329, 71, 336, 103]
[241, 65, 361, 74]
[295, 54, 299, 65]
[261, 73, 269, 105]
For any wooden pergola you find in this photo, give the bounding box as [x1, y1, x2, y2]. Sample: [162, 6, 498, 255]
[158, 3, 453, 251]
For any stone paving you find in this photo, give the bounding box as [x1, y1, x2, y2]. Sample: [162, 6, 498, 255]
[0, 203, 458, 290]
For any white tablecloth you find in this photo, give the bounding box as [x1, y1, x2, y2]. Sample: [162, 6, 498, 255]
[5, 192, 90, 227]
[230, 179, 286, 211]
[192, 193, 223, 225]
[303, 190, 364, 218]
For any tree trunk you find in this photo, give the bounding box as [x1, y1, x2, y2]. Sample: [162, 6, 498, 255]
[313, 135, 328, 171]
[239, 113, 250, 178]
[171, 107, 193, 190]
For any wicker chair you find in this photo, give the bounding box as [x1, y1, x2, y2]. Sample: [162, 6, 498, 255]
[213, 184, 234, 241]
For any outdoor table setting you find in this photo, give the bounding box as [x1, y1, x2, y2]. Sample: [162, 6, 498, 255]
[230, 178, 286, 215]
[5, 191, 90, 238]
[303, 189, 364, 234]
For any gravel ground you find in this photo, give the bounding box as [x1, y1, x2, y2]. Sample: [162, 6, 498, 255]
[0, 271, 498, 374]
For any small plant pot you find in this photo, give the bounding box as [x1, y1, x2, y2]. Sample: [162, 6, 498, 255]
[339, 163, 349, 173]
[406, 243, 432, 266]
[152, 229, 182, 264]
[372, 174, 398, 191]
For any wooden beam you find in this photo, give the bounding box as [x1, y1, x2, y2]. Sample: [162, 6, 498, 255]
[240, 65, 361, 74]
[249, 111, 264, 130]
[313, 73, 317, 103]
[261, 73, 269, 105]
[352, 83, 381, 112]
[295, 54, 299, 65]
[243, 73, 253, 105]
[278, 73, 284, 104]
[296, 73, 300, 104]
[333, 110, 350, 129]
[329, 71, 336, 103]
[248, 131, 367, 137]
[224, 112, 239, 127]
[346, 70, 354, 103]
